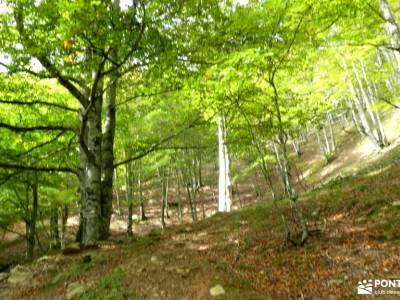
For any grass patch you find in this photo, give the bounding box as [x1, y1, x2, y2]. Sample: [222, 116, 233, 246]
[48, 260, 93, 287]
[81, 267, 129, 300]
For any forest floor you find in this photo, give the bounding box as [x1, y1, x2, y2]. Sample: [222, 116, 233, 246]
[0, 144, 400, 299]
[1, 110, 400, 299]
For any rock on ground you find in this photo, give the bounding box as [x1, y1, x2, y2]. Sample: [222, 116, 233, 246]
[210, 284, 226, 297]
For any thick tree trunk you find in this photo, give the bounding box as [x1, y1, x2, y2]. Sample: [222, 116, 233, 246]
[100, 57, 118, 240]
[80, 96, 103, 246]
[217, 111, 232, 212]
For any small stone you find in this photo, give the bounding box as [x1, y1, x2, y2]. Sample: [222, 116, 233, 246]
[8, 265, 33, 285]
[176, 268, 190, 277]
[392, 201, 400, 207]
[210, 284, 225, 297]
[37, 255, 50, 263]
[0, 272, 10, 282]
[66, 282, 86, 300]
[150, 256, 164, 266]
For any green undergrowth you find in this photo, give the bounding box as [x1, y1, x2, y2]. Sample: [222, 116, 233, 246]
[81, 267, 135, 300]
[48, 260, 93, 288]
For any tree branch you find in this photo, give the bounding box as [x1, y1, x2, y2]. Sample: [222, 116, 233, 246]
[117, 86, 182, 107]
[14, 3, 88, 107]
[114, 117, 207, 169]
[0, 162, 78, 175]
[12, 131, 71, 159]
[0, 99, 79, 113]
[0, 123, 75, 133]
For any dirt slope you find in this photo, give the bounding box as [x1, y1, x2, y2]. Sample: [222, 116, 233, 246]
[1, 154, 400, 299]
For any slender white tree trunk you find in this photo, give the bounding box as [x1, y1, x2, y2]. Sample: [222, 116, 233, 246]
[359, 60, 388, 146]
[218, 111, 232, 212]
[342, 58, 381, 149]
[327, 112, 336, 152]
[380, 0, 400, 66]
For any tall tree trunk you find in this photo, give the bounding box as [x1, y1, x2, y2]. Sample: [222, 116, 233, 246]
[327, 112, 336, 152]
[80, 95, 103, 246]
[159, 168, 169, 229]
[100, 52, 118, 240]
[175, 168, 184, 223]
[236, 100, 276, 199]
[292, 140, 301, 156]
[137, 160, 147, 221]
[114, 169, 122, 216]
[352, 62, 384, 147]
[358, 60, 388, 146]
[342, 58, 381, 149]
[271, 141, 287, 196]
[49, 203, 60, 250]
[185, 184, 198, 222]
[379, 0, 400, 66]
[76, 107, 88, 244]
[270, 79, 308, 245]
[217, 111, 232, 212]
[349, 101, 364, 136]
[60, 205, 68, 250]
[125, 151, 134, 237]
[322, 126, 331, 154]
[26, 178, 38, 260]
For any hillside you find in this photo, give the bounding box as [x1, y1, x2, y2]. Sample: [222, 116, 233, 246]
[1, 140, 400, 299]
